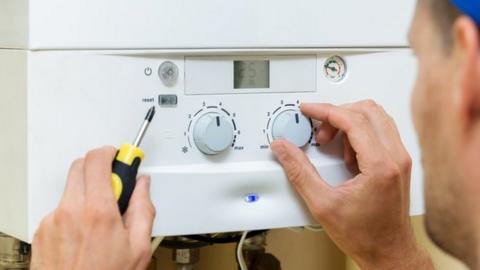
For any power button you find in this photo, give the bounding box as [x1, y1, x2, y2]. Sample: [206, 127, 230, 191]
[158, 61, 179, 86]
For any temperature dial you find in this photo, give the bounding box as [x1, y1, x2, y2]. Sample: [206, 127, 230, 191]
[272, 110, 312, 147]
[193, 113, 234, 155]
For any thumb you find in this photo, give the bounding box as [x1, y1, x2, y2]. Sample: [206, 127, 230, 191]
[124, 175, 156, 248]
[271, 140, 334, 216]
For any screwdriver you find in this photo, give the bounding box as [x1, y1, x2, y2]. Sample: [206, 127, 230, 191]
[111, 106, 156, 214]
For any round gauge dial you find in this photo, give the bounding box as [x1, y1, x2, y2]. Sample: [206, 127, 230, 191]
[323, 56, 347, 83]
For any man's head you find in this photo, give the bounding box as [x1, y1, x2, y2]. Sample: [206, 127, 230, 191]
[410, 0, 480, 267]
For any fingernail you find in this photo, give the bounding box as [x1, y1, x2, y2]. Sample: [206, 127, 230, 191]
[316, 129, 327, 142]
[139, 175, 151, 187]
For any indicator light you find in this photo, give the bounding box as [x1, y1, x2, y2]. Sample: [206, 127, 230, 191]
[245, 193, 259, 203]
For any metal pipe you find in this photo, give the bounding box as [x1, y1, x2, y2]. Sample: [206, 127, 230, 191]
[176, 265, 194, 270]
[241, 232, 281, 270]
[0, 233, 30, 270]
[172, 248, 199, 270]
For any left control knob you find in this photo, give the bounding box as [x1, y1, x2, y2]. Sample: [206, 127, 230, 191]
[193, 113, 234, 155]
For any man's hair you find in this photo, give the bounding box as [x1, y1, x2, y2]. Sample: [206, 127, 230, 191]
[429, 0, 461, 49]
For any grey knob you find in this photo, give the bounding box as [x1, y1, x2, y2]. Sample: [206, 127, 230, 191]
[272, 110, 312, 147]
[193, 113, 234, 155]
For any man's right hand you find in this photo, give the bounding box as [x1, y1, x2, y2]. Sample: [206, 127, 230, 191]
[31, 146, 156, 270]
[271, 101, 434, 270]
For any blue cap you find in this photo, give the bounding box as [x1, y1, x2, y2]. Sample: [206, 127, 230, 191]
[451, 0, 480, 25]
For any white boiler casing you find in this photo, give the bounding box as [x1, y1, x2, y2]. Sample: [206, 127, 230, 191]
[0, 0, 421, 242]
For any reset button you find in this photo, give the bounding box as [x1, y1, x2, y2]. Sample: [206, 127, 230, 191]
[159, 95, 178, 106]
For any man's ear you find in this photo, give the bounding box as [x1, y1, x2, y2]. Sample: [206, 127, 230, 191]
[452, 16, 480, 127]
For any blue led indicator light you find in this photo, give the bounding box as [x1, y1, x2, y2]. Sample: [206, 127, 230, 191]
[245, 194, 259, 203]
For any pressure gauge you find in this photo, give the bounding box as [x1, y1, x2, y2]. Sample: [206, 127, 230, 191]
[323, 56, 347, 83]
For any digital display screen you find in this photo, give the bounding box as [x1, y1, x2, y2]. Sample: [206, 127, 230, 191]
[234, 61, 270, 89]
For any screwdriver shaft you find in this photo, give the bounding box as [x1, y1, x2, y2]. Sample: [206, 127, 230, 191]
[132, 106, 156, 147]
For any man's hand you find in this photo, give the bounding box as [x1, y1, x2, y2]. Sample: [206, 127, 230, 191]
[271, 101, 433, 270]
[31, 146, 156, 270]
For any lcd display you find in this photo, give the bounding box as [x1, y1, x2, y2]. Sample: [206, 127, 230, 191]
[234, 61, 270, 89]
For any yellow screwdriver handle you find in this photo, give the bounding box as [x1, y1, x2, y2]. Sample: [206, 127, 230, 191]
[111, 143, 144, 214]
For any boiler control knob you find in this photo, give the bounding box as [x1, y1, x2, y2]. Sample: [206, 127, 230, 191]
[193, 113, 234, 155]
[271, 110, 312, 147]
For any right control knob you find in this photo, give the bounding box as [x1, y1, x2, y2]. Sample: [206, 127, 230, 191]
[271, 110, 312, 147]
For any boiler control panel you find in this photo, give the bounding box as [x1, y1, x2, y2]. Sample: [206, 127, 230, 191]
[122, 51, 421, 236]
[18, 50, 423, 239]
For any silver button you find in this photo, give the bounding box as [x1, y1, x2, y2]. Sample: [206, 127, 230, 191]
[158, 61, 179, 86]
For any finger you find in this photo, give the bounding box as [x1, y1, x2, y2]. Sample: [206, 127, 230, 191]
[61, 158, 86, 209]
[124, 176, 155, 245]
[315, 122, 339, 144]
[271, 140, 334, 211]
[301, 103, 382, 157]
[83, 146, 118, 208]
[377, 104, 405, 142]
[342, 101, 407, 160]
[343, 101, 399, 144]
[343, 134, 358, 173]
